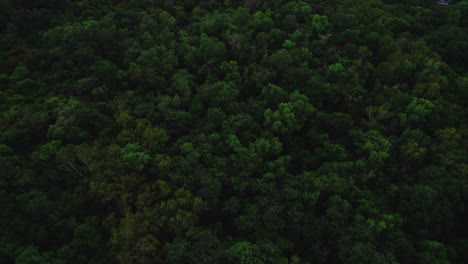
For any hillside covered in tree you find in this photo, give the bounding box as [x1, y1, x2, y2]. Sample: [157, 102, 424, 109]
[1, 0, 468, 263]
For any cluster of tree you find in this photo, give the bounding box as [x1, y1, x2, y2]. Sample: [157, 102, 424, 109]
[1, 0, 467, 263]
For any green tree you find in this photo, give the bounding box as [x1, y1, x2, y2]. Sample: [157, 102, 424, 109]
[121, 143, 151, 171]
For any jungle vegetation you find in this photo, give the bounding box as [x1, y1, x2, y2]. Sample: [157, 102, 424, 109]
[1, 0, 468, 263]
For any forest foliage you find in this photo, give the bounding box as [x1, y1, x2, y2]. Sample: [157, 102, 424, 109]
[1, 0, 468, 263]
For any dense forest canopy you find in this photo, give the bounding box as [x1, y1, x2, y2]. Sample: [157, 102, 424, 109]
[1, 0, 468, 263]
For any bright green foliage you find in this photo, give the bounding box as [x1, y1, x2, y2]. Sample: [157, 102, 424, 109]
[406, 98, 435, 123]
[33, 140, 62, 161]
[310, 14, 331, 35]
[121, 143, 151, 171]
[352, 129, 391, 171]
[264, 103, 299, 135]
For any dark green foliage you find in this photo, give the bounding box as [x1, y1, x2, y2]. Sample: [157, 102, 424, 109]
[1, 0, 468, 263]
